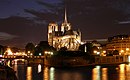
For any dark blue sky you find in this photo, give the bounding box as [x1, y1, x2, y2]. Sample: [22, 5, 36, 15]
[0, 0, 130, 48]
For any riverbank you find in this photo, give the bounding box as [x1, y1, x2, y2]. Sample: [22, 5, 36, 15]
[44, 51, 129, 67]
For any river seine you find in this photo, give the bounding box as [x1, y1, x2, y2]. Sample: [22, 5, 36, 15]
[12, 63, 130, 80]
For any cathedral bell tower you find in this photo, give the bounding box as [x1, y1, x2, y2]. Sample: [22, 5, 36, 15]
[48, 23, 58, 46]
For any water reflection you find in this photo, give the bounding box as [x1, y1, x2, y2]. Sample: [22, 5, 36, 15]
[50, 67, 55, 80]
[38, 64, 42, 73]
[61, 72, 71, 80]
[12, 63, 130, 80]
[72, 72, 82, 80]
[102, 68, 108, 80]
[119, 64, 125, 80]
[125, 64, 130, 80]
[26, 66, 32, 80]
[44, 67, 49, 80]
[92, 65, 101, 80]
[43, 66, 83, 80]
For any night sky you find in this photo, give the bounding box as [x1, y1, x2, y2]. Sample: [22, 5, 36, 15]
[0, 0, 130, 48]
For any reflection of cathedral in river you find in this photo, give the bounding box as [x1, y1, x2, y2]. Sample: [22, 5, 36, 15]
[48, 9, 81, 51]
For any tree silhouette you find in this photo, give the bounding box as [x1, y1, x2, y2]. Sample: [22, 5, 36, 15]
[0, 45, 4, 55]
[34, 41, 56, 56]
[78, 43, 93, 55]
[25, 43, 35, 56]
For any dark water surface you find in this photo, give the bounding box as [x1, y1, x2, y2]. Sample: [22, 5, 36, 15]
[12, 63, 130, 80]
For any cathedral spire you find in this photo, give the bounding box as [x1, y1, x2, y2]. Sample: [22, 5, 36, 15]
[64, 8, 68, 23]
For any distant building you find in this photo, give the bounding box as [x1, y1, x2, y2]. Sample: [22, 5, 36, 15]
[83, 39, 107, 51]
[48, 9, 81, 51]
[82, 39, 107, 45]
[106, 35, 130, 55]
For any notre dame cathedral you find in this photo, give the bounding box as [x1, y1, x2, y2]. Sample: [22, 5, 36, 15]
[48, 9, 81, 51]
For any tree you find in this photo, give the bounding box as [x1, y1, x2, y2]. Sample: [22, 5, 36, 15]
[34, 41, 56, 56]
[91, 46, 99, 55]
[0, 45, 4, 55]
[78, 43, 93, 55]
[86, 43, 93, 54]
[78, 44, 85, 52]
[25, 43, 35, 56]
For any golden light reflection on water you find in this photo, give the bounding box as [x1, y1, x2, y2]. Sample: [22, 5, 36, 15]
[44, 67, 49, 80]
[102, 68, 108, 80]
[44, 67, 55, 80]
[13, 63, 130, 80]
[38, 64, 42, 73]
[125, 64, 130, 80]
[50, 67, 55, 80]
[92, 66, 101, 80]
[26, 66, 32, 80]
[119, 64, 125, 80]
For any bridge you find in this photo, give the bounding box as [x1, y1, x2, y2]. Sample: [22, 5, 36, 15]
[0, 56, 45, 66]
[0, 56, 45, 60]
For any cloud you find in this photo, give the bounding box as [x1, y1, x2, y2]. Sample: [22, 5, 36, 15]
[118, 21, 130, 24]
[0, 32, 18, 40]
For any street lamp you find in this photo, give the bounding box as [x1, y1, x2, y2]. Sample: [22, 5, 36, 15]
[44, 51, 53, 56]
[39, 53, 42, 56]
[120, 50, 124, 55]
[93, 50, 97, 54]
[126, 48, 129, 51]
[27, 51, 31, 56]
[126, 48, 129, 55]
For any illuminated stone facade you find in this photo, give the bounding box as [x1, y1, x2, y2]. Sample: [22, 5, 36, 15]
[106, 35, 130, 55]
[48, 10, 81, 51]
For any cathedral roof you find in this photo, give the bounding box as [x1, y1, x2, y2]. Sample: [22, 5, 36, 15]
[64, 30, 78, 35]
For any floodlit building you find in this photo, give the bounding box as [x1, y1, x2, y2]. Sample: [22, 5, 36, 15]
[48, 9, 81, 51]
[106, 35, 130, 55]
